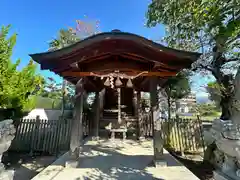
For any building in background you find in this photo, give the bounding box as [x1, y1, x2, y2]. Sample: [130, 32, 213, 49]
[176, 93, 197, 114]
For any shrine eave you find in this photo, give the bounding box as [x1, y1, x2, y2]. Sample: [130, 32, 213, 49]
[30, 31, 201, 65]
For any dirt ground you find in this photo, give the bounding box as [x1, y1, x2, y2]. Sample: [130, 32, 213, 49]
[171, 152, 214, 180]
[2, 152, 57, 180]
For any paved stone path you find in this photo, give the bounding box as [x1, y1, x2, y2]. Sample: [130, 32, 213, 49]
[32, 139, 199, 180]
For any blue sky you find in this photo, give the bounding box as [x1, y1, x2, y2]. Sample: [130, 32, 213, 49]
[1, 0, 210, 97]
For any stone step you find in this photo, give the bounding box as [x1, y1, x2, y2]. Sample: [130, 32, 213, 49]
[99, 129, 138, 138]
[101, 117, 137, 121]
[99, 119, 138, 129]
[102, 113, 134, 117]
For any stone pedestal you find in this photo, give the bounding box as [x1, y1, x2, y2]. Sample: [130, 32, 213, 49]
[65, 159, 79, 168]
[0, 119, 16, 180]
[91, 136, 100, 141]
[138, 136, 145, 141]
[154, 159, 167, 167]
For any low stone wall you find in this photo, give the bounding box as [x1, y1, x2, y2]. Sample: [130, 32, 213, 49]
[204, 119, 240, 180]
[0, 119, 16, 180]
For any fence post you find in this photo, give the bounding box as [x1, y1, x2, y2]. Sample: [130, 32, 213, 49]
[197, 115, 205, 154]
[55, 116, 62, 155]
[36, 116, 42, 151]
[29, 116, 40, 155]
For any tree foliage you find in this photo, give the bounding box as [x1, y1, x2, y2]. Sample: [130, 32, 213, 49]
[147, 0, 240, 120]
[69, 18, 100, 38]
[192, 103, 220, 117]
[0, 25, 43, 119]
[41, 77, 75, 109]
[47, 18, 100, 101]
[164, 71, 191, 118]
[47, 18, 101, 112]
[49, 29, 80, 51]
[49, 18, 100, 51]
[165, 71, 191, 100]
[206, 81, 222, 108]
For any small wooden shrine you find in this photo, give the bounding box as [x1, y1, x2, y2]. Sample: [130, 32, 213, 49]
[30, 30, 200, 167]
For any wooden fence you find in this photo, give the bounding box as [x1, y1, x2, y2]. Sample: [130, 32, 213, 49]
[141, 113, 153, 137]
[162, 118, 205, 153]
[10, 112, 204, 154]
[141, 113, 205, 154]
[10, 114, 90, 154]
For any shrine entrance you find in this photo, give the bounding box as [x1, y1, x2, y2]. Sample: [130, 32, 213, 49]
[104, 87, 134, 113]
[30, 30, 200, 167]
[104, 87, 118, 110]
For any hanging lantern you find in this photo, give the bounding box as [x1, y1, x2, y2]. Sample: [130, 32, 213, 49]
[126, 78, 133, 88]
[104, 77, 110, 86]
[115, 77, 122, 87]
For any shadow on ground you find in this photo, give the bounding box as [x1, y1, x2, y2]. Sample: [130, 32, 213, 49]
[171, 152, 214, 180]
[51, 139, 185, 180]
[2, 152, 56, 180]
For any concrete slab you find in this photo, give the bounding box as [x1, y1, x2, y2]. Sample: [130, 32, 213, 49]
[32, 139, 200, 180]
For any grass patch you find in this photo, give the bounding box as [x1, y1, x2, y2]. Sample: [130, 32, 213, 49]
[179, 113, 221, 121]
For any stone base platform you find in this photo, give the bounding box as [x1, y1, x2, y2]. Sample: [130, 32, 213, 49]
[32, 138, 199, 180]
[214, 170, 235, 180]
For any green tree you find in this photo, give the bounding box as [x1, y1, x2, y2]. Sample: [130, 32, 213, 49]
[0, 25, 43, 119]
[49, 29, 80, 51]
[164, 71, 191, 119]
[49, 18, 100, 51]
[47, 19, 100, 113]
[147, 0, 240, 120]
[194, 103, 220, 117]
[41, 77, 75, 109]
[48, 27, 80, 112]
[206, 81, 222, 108]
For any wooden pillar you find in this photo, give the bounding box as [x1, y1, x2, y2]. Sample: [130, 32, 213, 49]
[92, 91, 100, 140]
[150, 76, 166, 167]
[133, 90, 137, 117]
[66, 78, 84, 168]
[99, 88, 105, 119]
[137, 91, 145, 140]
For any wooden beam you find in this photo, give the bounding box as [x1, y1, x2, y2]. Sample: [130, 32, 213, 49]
[61, 71, 177, 77]
[80, 57, 150, 72]
[136, 91, 144, 139]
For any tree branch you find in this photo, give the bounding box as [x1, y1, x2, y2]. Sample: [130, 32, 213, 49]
[192, 64, 214, 72]
[225, 58, 240, 63]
